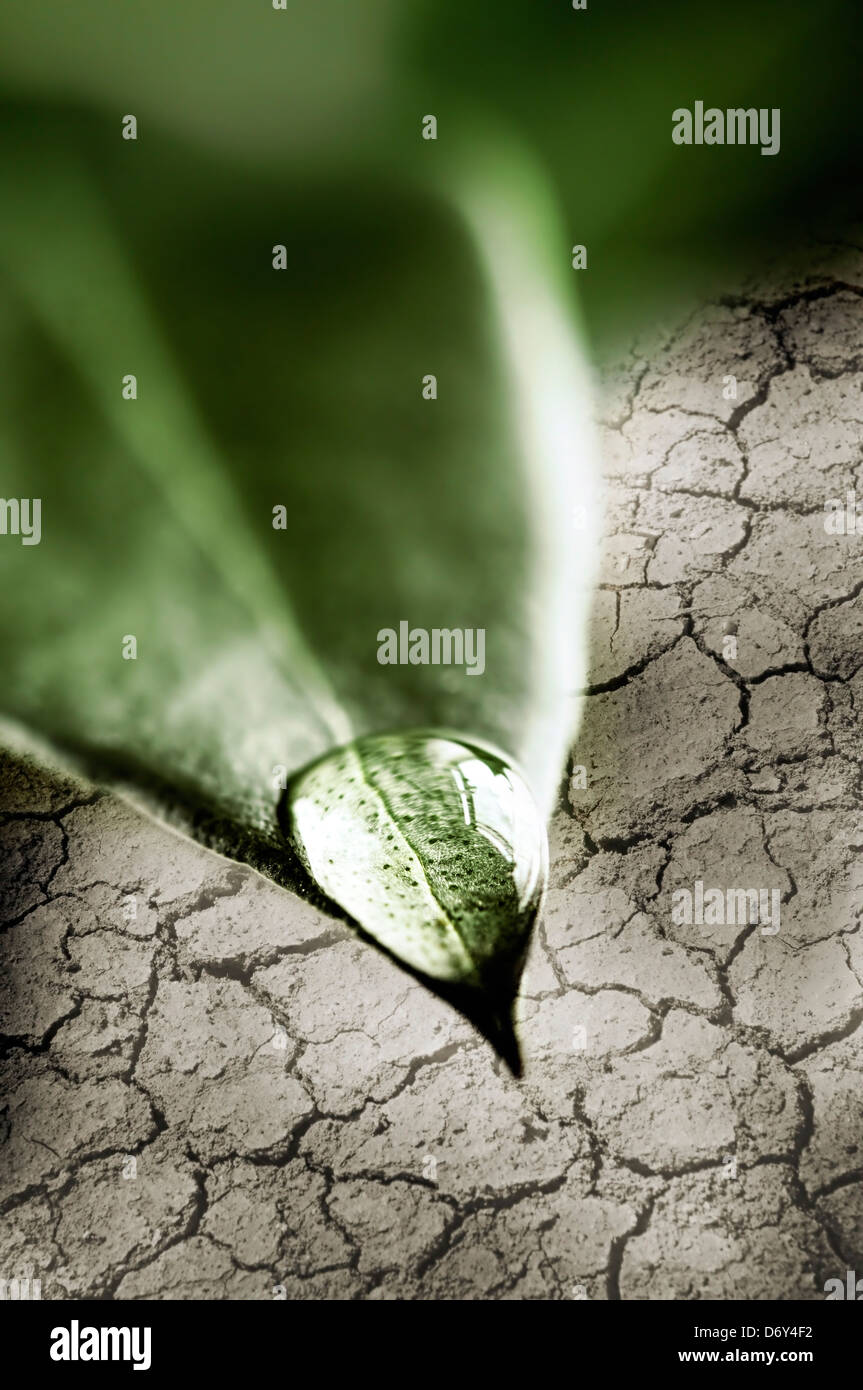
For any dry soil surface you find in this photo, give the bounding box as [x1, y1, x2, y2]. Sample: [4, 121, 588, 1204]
[2, 238, 863, 1300]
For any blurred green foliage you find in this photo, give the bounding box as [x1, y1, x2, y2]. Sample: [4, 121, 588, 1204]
[2, 0, 859, 342]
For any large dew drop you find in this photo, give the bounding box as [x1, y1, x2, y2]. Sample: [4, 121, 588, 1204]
[278, 730, 548, 1072]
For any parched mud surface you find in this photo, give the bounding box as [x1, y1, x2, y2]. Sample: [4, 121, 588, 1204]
[2, 239, 862, 1300]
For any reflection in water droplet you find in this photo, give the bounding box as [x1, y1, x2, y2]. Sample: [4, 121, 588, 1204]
[278, 730, 548, 1071]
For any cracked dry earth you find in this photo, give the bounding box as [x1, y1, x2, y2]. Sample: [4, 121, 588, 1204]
[3, 242, 863, 1302]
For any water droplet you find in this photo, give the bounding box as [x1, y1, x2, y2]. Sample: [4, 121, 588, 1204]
[278, 729, 548, 1071]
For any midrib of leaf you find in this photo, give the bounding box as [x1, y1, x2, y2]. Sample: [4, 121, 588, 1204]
[444, 136, 601, 820]
[347, 741, 479, 982]
[0, 147, 351, 751]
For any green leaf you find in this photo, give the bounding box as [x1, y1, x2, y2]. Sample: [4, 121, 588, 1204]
[0, 116, 598, 1057]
